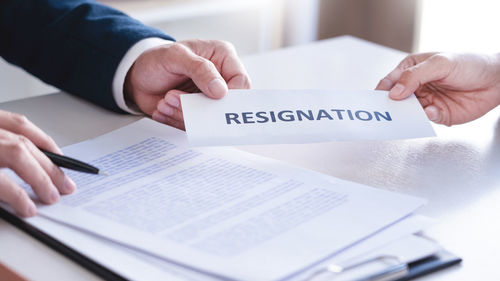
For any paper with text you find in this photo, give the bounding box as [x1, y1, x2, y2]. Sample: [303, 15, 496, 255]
[181, 89, 435, 146]
[19, 119, 424, 281]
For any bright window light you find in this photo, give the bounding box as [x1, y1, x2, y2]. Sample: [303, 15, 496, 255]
[418, 0, 500, 53]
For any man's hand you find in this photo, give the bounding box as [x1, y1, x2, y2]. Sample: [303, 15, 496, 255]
[0, 110, 76, 217]
[376, 52, 500, 126]
[124, 39, 251, 130]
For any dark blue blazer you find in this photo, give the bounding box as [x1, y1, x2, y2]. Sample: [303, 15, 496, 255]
[0, 0, 174, 112]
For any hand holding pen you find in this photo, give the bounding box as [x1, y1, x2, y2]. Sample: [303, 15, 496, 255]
[0, 110, 80, 217]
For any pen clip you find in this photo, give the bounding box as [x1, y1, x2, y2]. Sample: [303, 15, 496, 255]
[303, 255, 408, 281]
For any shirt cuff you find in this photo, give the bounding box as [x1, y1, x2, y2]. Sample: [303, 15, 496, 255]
[112, 38, 174, 114]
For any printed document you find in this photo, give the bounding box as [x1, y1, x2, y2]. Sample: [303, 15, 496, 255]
[181, 89, 436, 146]
[18, 119, 425, 280]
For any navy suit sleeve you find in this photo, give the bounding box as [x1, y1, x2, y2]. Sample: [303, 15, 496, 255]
[0, 0, 175, 112]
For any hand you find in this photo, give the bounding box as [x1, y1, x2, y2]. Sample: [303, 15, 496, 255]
[124, 39, 251, 130]
[376, 52, 500, 126]
[0, 111, 76, 217]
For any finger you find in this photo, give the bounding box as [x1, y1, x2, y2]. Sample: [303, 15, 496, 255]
[177, 82, 200, 93]
[0, 133, 60, 204]
[376, 56, 416, 91]
[23, 139, 76, 195]
[389, 54, 452, 100]
[417, 94, 433, 108]
[152, 111, 186, 130]
[0, 172, 37, 217]
[166, 44, 228, 99]
[226, 72, 252, 90]
[0, 110, 62, 154]
[164, 89, 187, 113]
[376, 53, 438, 91]
[424, 105, 442, 123]
[376, 76, 397, 91]
[214, 42, 251, 89]
[164, 90, 185, 109]
[157, 99, 184, 122]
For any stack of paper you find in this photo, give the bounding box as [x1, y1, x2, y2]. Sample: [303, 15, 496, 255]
[5, 90, 440, 280]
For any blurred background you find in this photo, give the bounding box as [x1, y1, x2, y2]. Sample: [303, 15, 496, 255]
[2, 0, 500, 103]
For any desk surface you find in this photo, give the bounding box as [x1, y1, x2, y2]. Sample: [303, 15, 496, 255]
[1, 36, 499, 280]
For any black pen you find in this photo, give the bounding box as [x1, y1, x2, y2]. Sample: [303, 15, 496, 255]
[39, 148, 107, 175]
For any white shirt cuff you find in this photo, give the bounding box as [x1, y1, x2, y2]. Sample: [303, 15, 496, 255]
[112, 38, 174, 114]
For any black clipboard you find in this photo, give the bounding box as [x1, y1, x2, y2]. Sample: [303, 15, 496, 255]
[1, 206, 462, 281]
[0, 207, 126, 281]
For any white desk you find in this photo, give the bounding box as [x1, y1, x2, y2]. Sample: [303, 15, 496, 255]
[1, 36, 499, 280]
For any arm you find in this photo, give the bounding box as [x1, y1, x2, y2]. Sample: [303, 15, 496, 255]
[0, 0, 174, 112]
[0, 1, 251, 216]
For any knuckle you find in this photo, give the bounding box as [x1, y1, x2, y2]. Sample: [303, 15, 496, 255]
[431, 53, 451, 64]
[8, 112, 29, 127]
[398, 55, 415, 69]
[192, 58, 213, 72]
[399, 69, 420, 88]
[17, 135, 30, 145]
[8, 140, 27, 158]
[429, 54, 453, 69]
[218, 40, 235, 51]
[406, 53, 419, 62]
[400, 68, 416, 81]
[168, 43, 189, 55]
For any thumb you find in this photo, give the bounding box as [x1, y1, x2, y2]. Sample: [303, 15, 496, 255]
[168, 44, 228, 99]
[389, 55, 452, 100]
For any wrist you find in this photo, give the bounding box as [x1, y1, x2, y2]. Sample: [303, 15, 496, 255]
[112, 38, 174, 114]
[123, 65, 137, 111]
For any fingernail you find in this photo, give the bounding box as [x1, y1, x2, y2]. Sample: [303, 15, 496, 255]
[64, 176, 76, 193]
[379, 78, 393, 89]
[425, 106, 440, 122]
[208, 79, 228, 98]
[390, 83, 405, 98]
[27, 201, 37, 216]
[165, 95, 179, 107]
[50, 188, 60, 203]
[228, 75, 249, 89]
[158, 103, 174, 116]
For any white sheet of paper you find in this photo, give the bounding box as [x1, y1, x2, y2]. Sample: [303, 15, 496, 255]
[181, 89, 435, 146]
[12, 119, 425, 281]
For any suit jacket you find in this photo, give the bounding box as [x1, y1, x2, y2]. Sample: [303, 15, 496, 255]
[0, 0, 174, 112]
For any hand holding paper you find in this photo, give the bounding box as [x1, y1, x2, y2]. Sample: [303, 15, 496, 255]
[180, 89, 435, 146]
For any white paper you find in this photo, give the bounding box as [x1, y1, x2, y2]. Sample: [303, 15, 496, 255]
[181, 89, 436, 146]
[14, 119, 425, 281]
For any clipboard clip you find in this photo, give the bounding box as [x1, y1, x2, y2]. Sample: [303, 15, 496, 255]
[303, 255, 409, 281]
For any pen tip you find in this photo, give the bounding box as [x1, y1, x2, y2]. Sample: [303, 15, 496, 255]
[98, 171, 109, 176]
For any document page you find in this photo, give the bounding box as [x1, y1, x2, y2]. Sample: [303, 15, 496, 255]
[181, 89, 436, 146]
[18, 119, 424, 281]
